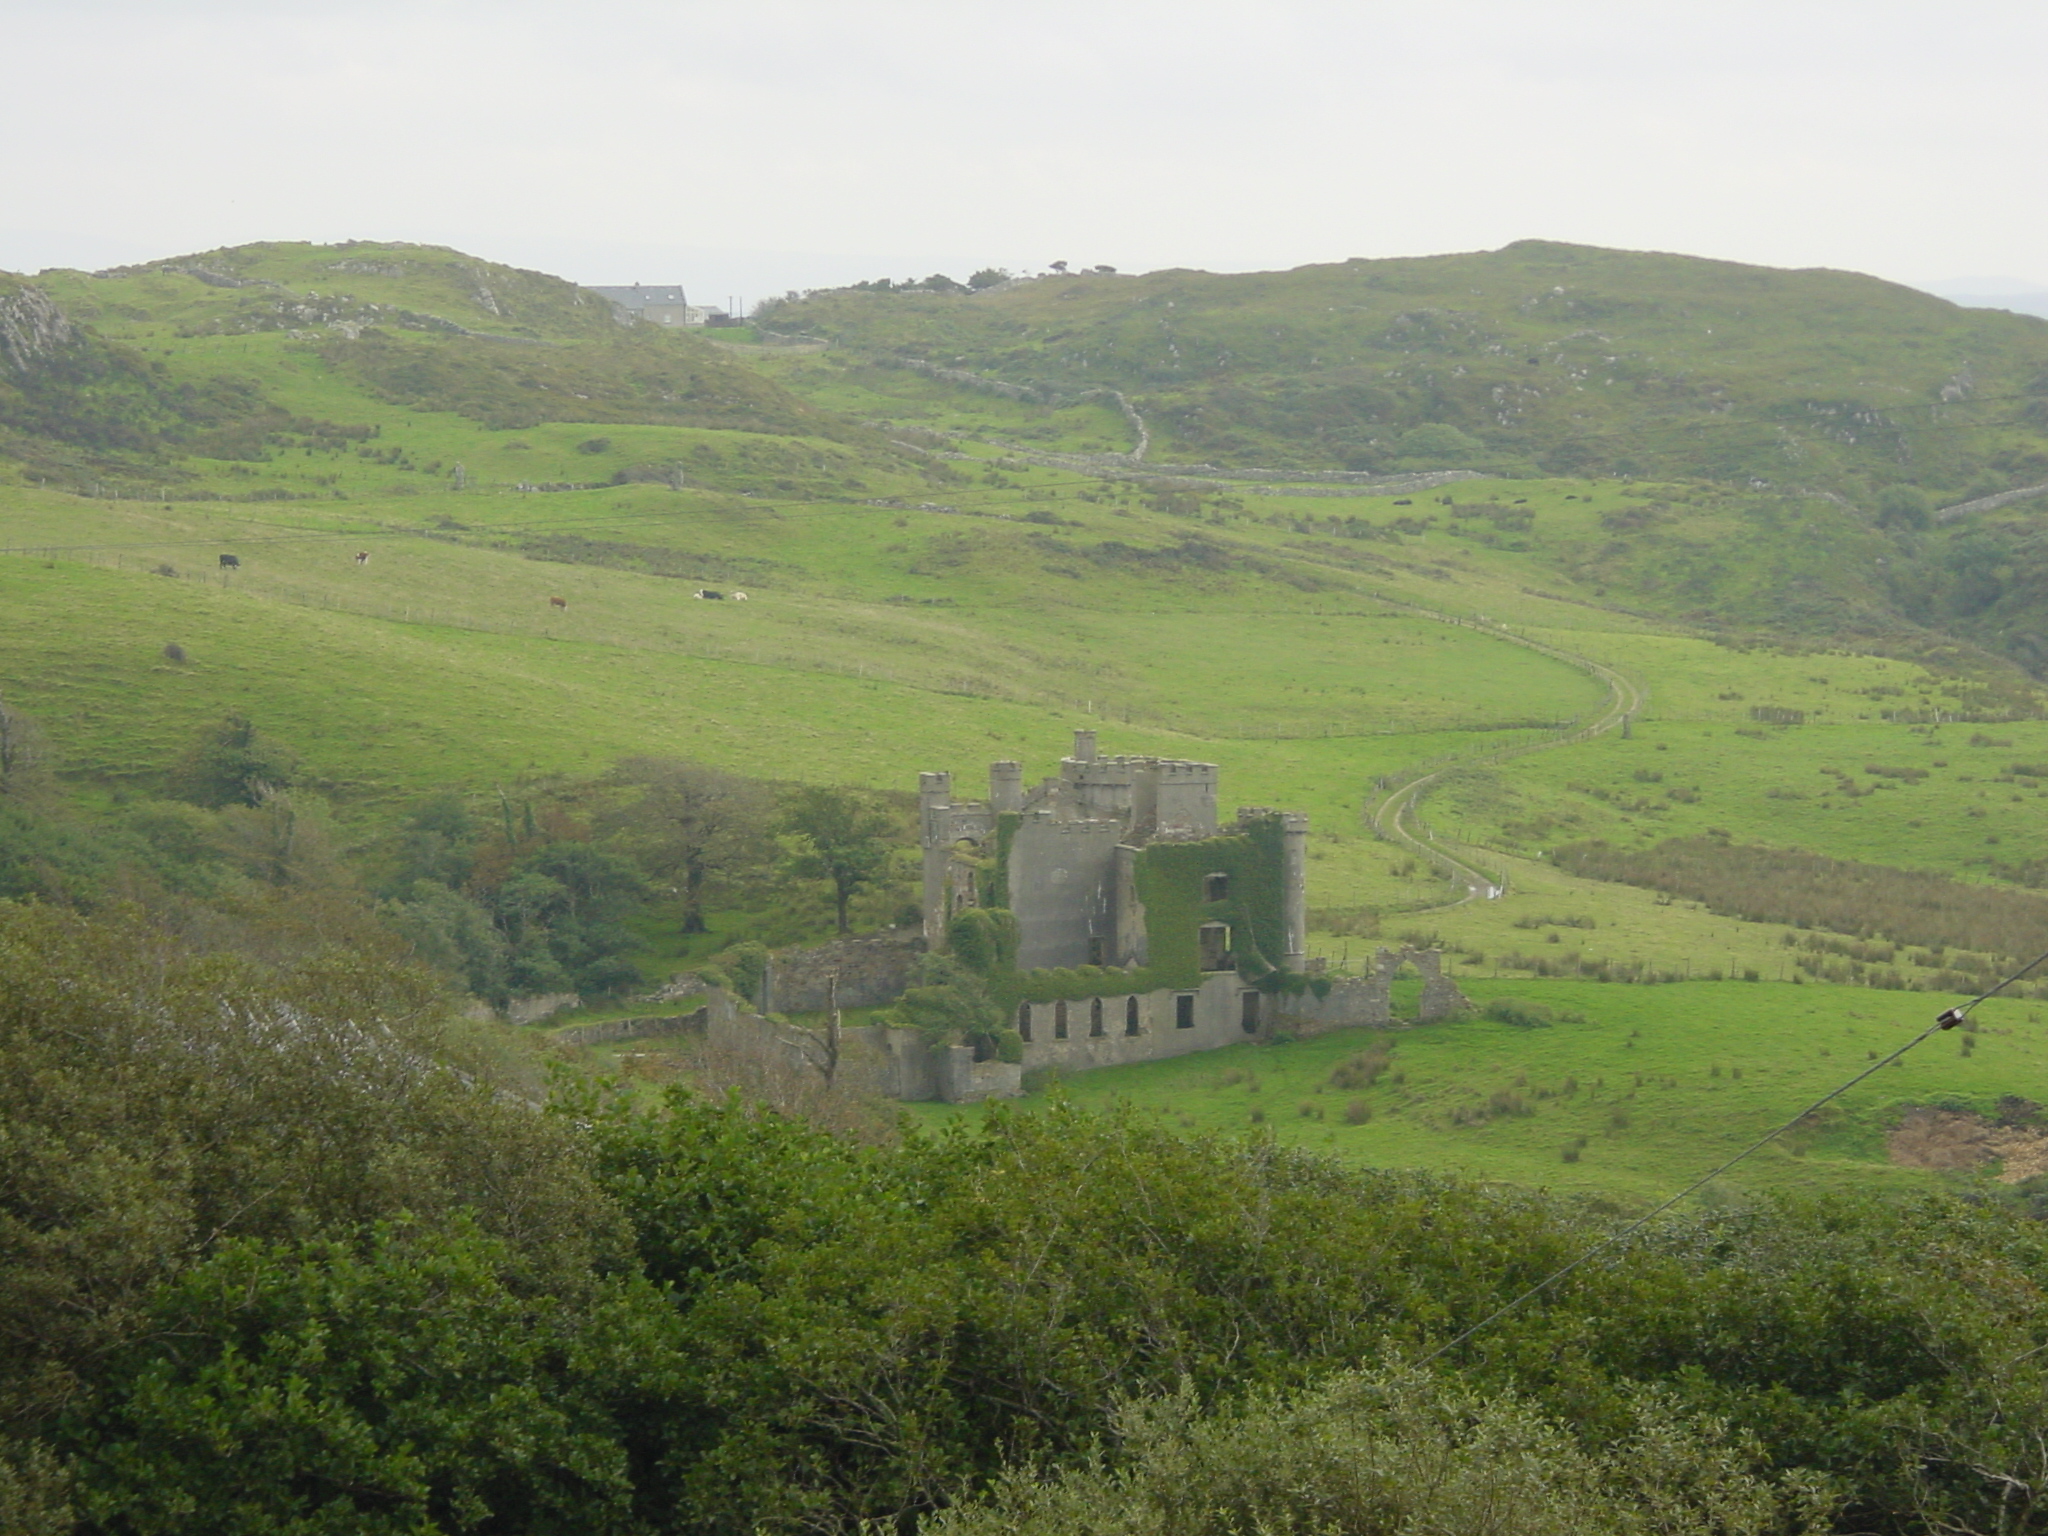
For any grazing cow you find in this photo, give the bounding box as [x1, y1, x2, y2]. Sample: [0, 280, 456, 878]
[549, 595, 568, 611]
[353, 550, 370, 566]
[218, 553, 240, 570]
[1392, 499, 1412, 507]
[693, 589, 725, 600]
[730, 591, 748, 602]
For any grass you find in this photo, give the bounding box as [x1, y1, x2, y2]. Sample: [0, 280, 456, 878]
[757, 242, 2048, 497]
[16, 238, 2048, 1177]
[911, 978, 2048, 1201]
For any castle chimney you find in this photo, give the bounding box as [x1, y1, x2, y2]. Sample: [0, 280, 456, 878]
[1072, 728, 1098, 762]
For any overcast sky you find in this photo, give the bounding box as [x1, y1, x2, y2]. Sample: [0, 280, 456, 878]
[6, 0, 2044, 308]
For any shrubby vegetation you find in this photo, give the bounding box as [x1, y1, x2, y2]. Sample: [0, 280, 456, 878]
[6, 899, 2048, 1533]
[1557, 836, 2048, 992]
[0, 697, 916, 1006]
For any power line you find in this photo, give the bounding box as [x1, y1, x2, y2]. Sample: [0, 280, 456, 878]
[1415, 949, 2048, 1369]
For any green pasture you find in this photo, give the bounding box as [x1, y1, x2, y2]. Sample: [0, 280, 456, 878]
[917, 978, 2048, 1201]
[1433, 705, 2048, 878]
[0, 462, 1610, 829]
[1327, 845, 1873, 982]
[18, 237, 2048, 1009]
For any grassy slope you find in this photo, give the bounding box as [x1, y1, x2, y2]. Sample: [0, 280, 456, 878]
[5, 240, 2048, 1199]
[911, 978, 2046, 1202]
[761, 241, 2048, 495]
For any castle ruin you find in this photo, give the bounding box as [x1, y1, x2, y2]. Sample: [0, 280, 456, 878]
[905, 730, 1467, 1099]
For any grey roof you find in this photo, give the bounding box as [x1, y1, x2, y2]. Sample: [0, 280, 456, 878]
[589, 284, 689, 308]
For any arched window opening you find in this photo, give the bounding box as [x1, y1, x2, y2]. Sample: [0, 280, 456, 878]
[1017, 1001, 1033, 1043]
[1054, 1000, 1069, 1040]
[1089, 998, 1106, 1037]
[1125, 996, 1142, 1035]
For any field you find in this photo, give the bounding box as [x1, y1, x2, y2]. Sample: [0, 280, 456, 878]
[10, 240, 2048, 1201]
[910, 977, 2048, 1202]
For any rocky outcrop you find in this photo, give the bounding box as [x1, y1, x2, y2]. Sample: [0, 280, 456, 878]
[0, 285, 76, 375]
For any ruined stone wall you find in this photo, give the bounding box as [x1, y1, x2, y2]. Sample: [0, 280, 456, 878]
[552, 1009, 708, 1048]
[506, 992, 581, 1025]
[939, 1045, 1024, 1103]
[1015, 973, 1258, 1073]
[761, 930, 925, 1013]
[1272, 948, 1469, 1035]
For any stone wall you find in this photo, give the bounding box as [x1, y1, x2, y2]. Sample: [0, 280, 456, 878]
[506, 991, 581, 1025]
[939, 1045, 1024, 1103]
[760, 930, 925, 1012]
[552, 1009, 708, 1048]
[1273, 948, 1469, 1035]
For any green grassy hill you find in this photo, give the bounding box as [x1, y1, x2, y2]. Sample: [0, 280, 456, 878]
[759, 241, 2048, 498]
[6, 238, 2048, 1201]
[6, 241, 871, 495]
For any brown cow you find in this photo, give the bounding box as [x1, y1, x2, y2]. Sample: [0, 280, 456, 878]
[549, 596, 568, 611]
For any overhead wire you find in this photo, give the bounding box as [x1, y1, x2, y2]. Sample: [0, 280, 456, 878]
[1414, 947, 2048, 1369]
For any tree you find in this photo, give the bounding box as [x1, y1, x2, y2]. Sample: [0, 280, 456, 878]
[1876, 484, 1933, 530]
[166, 713, 299, 809]
[601, 758, 770, 934]
[72, 1220, 672, 1536]
[781, 786, 894, 935]
[967, 268, 1011, 291]
[0, 902, 625, 1517]
[491, 844, 649, 996]
[890, 952, 1016, 1061]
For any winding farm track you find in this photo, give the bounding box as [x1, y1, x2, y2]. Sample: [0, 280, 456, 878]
[1365, 621, 1643, 909]
[903, 374, 1646, 910]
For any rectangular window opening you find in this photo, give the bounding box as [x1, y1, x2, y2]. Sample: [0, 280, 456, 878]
[1175, 993, 1196, 1030]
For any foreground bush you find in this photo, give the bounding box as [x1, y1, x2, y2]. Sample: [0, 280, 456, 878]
[927, 1370, 1830, 1536]
[9, 899, 2048, 1533]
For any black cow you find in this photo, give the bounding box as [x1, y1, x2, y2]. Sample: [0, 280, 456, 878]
[218, 554, 240, 570]
[694, 589, 725, 600]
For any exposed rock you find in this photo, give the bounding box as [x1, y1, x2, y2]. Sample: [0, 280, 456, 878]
[0, 284, 76, 375]
[1888, 1106, 2048, 1183]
